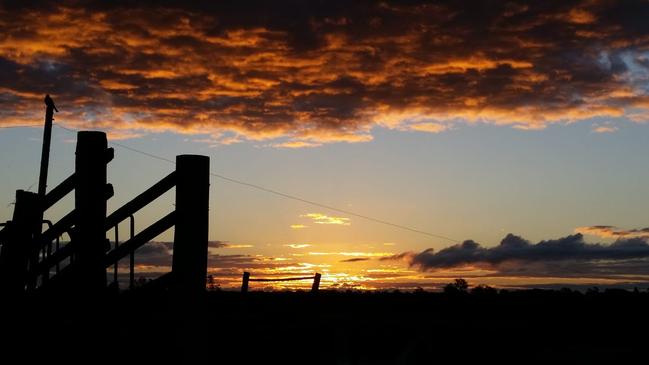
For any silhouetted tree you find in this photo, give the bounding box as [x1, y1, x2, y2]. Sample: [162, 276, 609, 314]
[135, 276, 148, 288]
[206, 274, 220, 291]
[444, 278, 469, 294]
[471, 284, 497, 296]
[586, 287, 600, 296]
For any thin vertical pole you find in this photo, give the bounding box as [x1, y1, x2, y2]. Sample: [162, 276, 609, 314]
[55, 237, 60, 273]
[129, 215, 135, 290]
[241, 272, 250, 293]
[312, 273, 321, 292]
[171, 155, 209, 294]
[113, 224, 119, 285]
[38, 94, 57, 199]
[33, 95, 57, 289]
[129, 252, 135, 290]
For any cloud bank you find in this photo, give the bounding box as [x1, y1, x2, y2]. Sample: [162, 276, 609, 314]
[386, 233, 649, 279]
[1, 1, 649, 144]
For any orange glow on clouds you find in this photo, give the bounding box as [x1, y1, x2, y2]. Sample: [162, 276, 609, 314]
[301, 213, 351, 226]
[1, 1, 648, 145]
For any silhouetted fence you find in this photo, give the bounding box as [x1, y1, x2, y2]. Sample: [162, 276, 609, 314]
[241, 271, 321, 293]
[0, 129, 210, 294]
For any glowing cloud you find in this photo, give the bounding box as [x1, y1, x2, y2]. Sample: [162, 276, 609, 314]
[284, 244, 312, 249]
[592, 124, 618, 133]
[308, 251, 393, 257]
[575, 226, 649, 239]
[302, 213, 351, 226]
[1, 1, 648, 145]
[224, 244, 254, 249]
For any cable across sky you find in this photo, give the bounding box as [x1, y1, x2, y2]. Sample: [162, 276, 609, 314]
[49, 124, 460, 243]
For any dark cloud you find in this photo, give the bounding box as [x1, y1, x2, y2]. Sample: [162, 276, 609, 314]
[379, 252, 414, 262]
[208, 240, 228, 248]
[340, 257, 370, 263]
[124, 241, 299, 272]
[131, 241, 173, 266]
[1, 0, 648, 143]
[388, 233, 649, 280]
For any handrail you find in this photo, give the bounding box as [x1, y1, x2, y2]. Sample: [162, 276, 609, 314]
[40, 210, 75, 244]
[37, 187, 114, 251]
[105, 171, 176, 230]
[104, 211, 176, 267]
[35, 212, 174, 281]
[32, 241, 73, 278]
[111, 214, 135, 288]
[35, 174, 176, 287]
[0, 223, 7, 242]
[41, 174, 75, 211]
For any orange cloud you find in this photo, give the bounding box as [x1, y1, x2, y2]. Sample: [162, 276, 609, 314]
[0, 1, 648, 146]
[284, 244, 311, 249]
[592, 125, 618, 133]
[575, 226, 649, 239]
[302, 213, 351, 226]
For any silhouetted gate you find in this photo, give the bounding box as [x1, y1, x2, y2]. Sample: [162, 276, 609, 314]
[0, 131, 209, 295]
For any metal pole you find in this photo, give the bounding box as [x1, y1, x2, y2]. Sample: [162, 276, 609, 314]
[38, 94, 57, 199]
[113, 224, 119, 285]
[129, 215, 135, 290]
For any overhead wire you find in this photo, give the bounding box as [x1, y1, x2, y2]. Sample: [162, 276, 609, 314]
[52, 124, 460, 243]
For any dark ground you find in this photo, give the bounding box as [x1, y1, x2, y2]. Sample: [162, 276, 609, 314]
[2, 289, 648, 364]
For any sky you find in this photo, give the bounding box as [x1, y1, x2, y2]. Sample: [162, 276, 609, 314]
[1, 0, 649, 291]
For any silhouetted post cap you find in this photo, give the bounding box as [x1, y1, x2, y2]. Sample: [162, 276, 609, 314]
[44, 94, 58, 112]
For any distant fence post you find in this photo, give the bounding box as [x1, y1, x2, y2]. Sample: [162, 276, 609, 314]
[241, 272, 250, 293]
[74, 131, 109, 292]
[0, 190, 40, 293]
[311, 273, 321, 292]
[172, 155, 209, 294]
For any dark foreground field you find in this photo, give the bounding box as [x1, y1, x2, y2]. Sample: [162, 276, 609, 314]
[2, 289, 648, 364]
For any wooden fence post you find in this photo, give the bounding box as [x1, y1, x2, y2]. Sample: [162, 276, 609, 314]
[74, 131, 109, 292]
[0, 190, 40, 293]
[172, 155, 209, 294]
[311, 273, 321, 292]
[241, 272, 250, 293]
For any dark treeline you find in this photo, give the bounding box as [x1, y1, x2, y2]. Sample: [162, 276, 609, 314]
[2, 284, 649, 364]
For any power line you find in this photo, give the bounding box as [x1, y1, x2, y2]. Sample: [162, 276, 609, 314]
[53, 124, 459, 243]
[0, 124, 43, 129]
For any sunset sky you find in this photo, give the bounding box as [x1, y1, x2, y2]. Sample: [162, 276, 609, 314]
[1, 1, 649, 290]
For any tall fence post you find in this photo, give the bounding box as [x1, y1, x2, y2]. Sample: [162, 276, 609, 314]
[0, 190, 40, 293]
[74, 131, 109, 292]
[241, 272, 250, 293]
[311, 273, 321, 293]
[172, 155, 209, 294]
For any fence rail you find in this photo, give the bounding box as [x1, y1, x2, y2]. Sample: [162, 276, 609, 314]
[241, 271, 321, 293]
